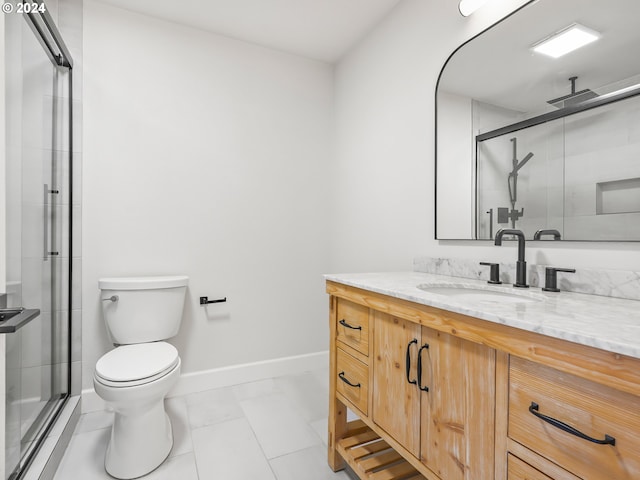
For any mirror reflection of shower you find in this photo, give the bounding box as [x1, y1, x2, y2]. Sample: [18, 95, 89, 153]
[498, 137, 534, 229]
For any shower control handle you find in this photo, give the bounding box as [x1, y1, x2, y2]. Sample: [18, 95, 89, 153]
[102, 295, 119, 302]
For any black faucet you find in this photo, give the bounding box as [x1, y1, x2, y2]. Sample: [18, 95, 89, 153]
[494, 228, 529, 288]
[533, 229, 561, 240]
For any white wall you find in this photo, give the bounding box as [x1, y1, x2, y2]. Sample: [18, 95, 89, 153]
[331, 0, 640, 273]
[83, 1, 332, 392]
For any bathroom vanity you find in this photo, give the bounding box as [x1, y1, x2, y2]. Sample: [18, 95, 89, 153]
[326, 272, 640, 480]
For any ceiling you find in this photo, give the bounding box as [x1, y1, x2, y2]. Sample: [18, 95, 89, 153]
[97, 0, 402, 62]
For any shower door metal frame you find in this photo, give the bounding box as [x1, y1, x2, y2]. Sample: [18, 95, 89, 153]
[476, 83, 640, 142]
[9, 2, 75, 479]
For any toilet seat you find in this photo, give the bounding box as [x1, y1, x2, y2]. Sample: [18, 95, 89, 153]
[95, 342, 179, 388]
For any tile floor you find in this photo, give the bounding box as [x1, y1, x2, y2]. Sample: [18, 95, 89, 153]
[53, 368, 358, 480]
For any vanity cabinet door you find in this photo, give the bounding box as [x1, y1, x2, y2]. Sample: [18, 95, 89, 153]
[420, 326, 496, 480]
[372, 311, 421, 457]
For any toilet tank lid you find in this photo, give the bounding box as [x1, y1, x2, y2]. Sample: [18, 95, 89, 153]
[99, 275, 189, 290]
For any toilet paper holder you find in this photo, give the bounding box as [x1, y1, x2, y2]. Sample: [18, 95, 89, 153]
[199, 296, 227, 305]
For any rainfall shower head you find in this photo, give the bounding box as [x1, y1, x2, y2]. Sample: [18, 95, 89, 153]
[547, 76, 598, 108]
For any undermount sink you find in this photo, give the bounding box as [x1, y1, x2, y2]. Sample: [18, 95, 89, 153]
[416, 283, 546, 304]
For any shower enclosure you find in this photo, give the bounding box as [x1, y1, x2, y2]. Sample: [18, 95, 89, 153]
[3, 4, 74, 479]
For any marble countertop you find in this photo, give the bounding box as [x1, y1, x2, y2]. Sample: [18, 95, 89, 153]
[325, 271, 640, 360]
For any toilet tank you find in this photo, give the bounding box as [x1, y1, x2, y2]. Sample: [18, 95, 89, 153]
[98, 275, 188, 345]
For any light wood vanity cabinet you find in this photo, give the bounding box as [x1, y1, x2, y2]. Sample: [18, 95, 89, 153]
[327, 280, 640, 480]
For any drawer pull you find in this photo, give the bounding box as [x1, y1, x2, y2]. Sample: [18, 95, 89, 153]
[417, 343, 430, 392]
[529, 402, 616, 446]
[338, 371, 361, 388]
[339, 319, 362, 330]
[406, 339, 418, 385]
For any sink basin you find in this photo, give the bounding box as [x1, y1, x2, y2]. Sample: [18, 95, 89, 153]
[416, 283, 545, 304]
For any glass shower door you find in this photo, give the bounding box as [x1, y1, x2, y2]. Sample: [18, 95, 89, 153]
[4, 7, 72, 479]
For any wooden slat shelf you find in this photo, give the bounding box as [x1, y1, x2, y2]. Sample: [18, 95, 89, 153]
[337, 421, 426, 480]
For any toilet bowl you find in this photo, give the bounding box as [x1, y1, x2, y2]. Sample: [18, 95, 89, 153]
[94, 342, 180, 479]
[95, 276, 188, 479]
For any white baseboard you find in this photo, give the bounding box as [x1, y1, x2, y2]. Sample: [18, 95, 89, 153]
[82, 350, 329, 413]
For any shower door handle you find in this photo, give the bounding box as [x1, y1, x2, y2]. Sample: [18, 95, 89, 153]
[43, 184, 59, 260]
[43, 184, 49, 260]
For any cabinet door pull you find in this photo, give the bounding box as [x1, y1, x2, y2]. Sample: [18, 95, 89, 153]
[339, 319, 362, 330]
[528, 402, 616, 446]
[405, 339, 418, 385]
[338, 371, 361, 388]
[417, 343, 430, 392]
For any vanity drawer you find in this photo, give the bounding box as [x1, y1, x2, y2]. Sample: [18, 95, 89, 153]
[336, 347, 369, 415]
[507, 454, 552, 480]
[509, 356, 640, 479]
[336, 298, 369, 356]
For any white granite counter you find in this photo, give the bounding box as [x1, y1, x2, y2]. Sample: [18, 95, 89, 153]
[325, 271, 640, 360]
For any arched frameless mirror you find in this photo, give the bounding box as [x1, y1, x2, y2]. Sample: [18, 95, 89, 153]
[435, 0, 640, 241]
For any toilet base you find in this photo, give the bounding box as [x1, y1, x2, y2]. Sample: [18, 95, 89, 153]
[105, 401, 173, 479]
[94, 360, 181, 479]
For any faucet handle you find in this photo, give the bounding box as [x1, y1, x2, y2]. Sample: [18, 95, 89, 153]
[534, 229, 562, 240]
[479, 262, 502, 284]
[543, 267, 576, 292]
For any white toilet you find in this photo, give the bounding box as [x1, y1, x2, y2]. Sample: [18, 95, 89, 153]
[94, 275, 188, 479]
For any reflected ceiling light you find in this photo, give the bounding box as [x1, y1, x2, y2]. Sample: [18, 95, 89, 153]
[458, 0, 488, 17]
[531, 23, 600, 58]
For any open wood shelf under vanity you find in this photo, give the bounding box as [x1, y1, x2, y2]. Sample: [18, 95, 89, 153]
[337, 420, 426, 480]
